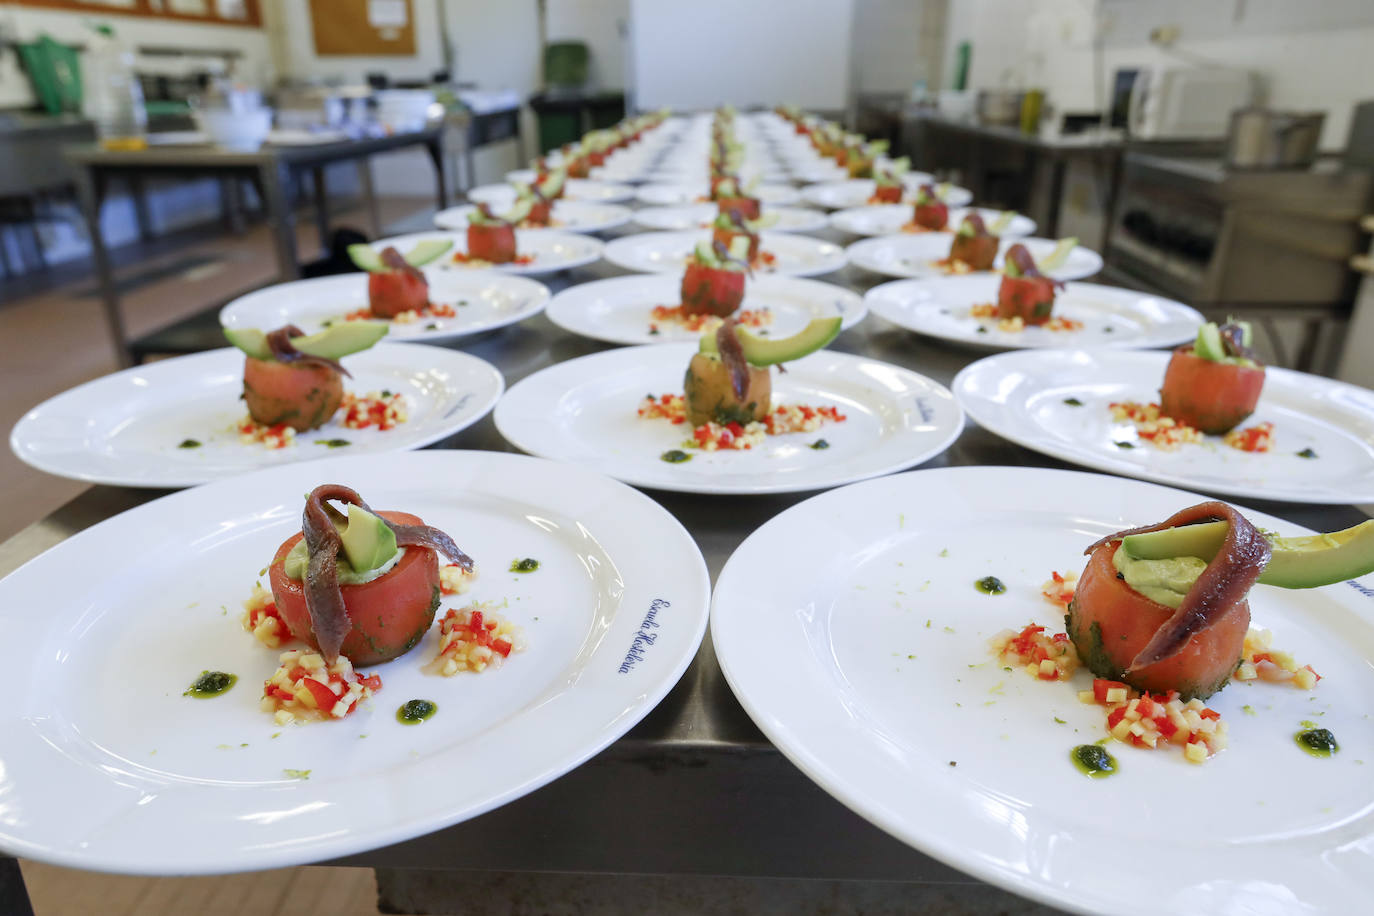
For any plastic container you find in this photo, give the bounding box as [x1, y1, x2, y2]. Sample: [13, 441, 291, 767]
[82, 24, 147, 151]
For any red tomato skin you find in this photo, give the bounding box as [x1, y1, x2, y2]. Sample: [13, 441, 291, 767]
[1159, 346, 1265, 435]
[711, 227, 760, 264]
[367, 270, 429, 318]
[586, 150, 607, 168]
[243, 357, 342, 431]
[948, 233, 998, 270]
[680, 262, 745, 317]
[996, 275, 1057, 325]
[1067, 541, 1248, 700]
[567, 157, 591, 178]
[912, 201, 948, 231]
[715, 197, 761, 220]
[870, 185, 902, 204]
[268, 510, 441, 667]
[526, 200, 553, 226]
[467, 223, 517, 264]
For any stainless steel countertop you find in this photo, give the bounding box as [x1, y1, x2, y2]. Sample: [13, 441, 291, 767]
[2, 210, 1368, 885]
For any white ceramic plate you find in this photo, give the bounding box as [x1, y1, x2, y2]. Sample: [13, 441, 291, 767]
[801, 180, 973, 210]
[866, 277, 1202, 351]
[220, 273, 550, 344]
[635, 183, 801, 206]
[545, 274, 866, 346]
[371, 231, 603, 277]
[603, 231, 847, 278]
[433, 201, 632, 235]
[712, 465, 1374, 916]
[847, 234, 1103, 281]
[494, 343, 962, 495]
[0, 451, 709, 874]
[9, 345, 504, 488]
[467, 179, 634, 207]
[830, 205, 1037, 239]
[632, 204, 830, 234]
[954, 349, 1374, 503]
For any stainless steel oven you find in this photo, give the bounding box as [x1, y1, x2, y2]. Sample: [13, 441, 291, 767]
[1106, 152, 1371, 307]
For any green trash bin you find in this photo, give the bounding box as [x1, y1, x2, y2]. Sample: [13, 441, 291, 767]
[17, 35, 82, 114]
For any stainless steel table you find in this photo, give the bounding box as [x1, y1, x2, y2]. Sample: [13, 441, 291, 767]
[64, 127, 447, 368]
[2, 206, 1368, 909]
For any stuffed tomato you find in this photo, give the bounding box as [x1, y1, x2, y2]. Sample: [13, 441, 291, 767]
[1160, 345, 1265, 435]
[909, 184, 947, 231]
[996, 243, 1058, 324]
[467, 222, 517, 264]
[243, 356, 343, 431]
[368, 247, 430, 318]
[716, 196, 761, 220]
[681, 261, 745, 317]
[1067, 502, 1270, 700]
[268, 485, 474, 667]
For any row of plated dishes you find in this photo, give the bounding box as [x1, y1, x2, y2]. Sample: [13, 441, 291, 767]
[3, 110, 1372, 916]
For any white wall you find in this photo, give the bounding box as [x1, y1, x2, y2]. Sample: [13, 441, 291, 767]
[545, 0, 629, 92]
[630, 0, 855, 111]
[852, 0, 946, 95]
[943, 0, 1374, 149]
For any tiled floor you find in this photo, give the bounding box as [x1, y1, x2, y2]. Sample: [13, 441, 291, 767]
[0, 196, 431, 545]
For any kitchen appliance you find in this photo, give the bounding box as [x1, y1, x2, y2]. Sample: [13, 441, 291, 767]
[1126, 67, 1253, 140]
[1226, 108, 1325, 170]
[1105, 151, 1373, 369]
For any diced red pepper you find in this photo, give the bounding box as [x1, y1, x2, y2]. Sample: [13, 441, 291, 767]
[359, 674, 383, 691]
[492, 638, 513, 657]
[301, 677, 338, 711]
[1093, 679, 1128, 704]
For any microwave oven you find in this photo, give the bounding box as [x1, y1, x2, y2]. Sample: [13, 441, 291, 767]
[1125, 67, 1254, 140]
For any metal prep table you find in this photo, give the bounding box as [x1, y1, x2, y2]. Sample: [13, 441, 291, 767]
[63, 127, 448, 369]
[1, 208, 1369, 914]
[904, 112, 1126, 240]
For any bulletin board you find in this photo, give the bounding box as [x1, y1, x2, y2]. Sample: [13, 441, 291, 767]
[309, 0, 415, 56]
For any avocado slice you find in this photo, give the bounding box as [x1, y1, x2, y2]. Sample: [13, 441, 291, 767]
[1037, 237, 1079, 271]
[697, 316, 843, 366]
[347, 244, 384, 272]
[399, 238, 454, 267]
[339, 504, 398, 574]
[1120, 519, 1374, 589]
[346, 239, 453, 272]
[1194, 322, 1227, 361]
[222, 322, 388, 361]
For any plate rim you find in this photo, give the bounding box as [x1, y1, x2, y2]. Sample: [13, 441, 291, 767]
[952, 347, 1374, 503]
[218, 271, 553, 344]
[710, 463, 1374, 916]
[544, 273, 868, 346]
[846, 234, 1102, 281]
[0, 449, 712, 874]
[492, 342, 965, 495]
[865, 277, 1203, 351]
[602, 230, 847, 278]
[371, 230, 606, 277]
[9, 343, 505, 488]
[433, 201, 633, 234]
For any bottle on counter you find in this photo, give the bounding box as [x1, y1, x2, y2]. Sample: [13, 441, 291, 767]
[83, 23, 147, 151]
